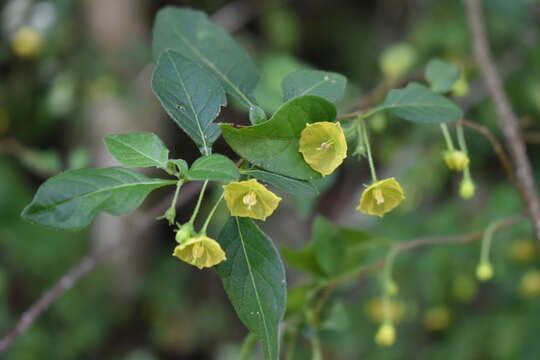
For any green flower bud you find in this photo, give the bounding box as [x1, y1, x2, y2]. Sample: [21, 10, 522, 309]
[459, 178, 475, 199]
[379, 43, 417, 80]
[384, 280, 399, 296]
[175, 223, 195, 244]
[476, 262, 494, 282]
[375, 321, 396, 347]
[443, 150, 470, 171]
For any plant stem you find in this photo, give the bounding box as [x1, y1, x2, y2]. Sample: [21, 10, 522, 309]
[440, 124, 455, 151]
[310, 333, 323, 360]
[361, 119, 378, 182]
[188, 180, 209, 225]
[457, 124, 468, 153]
[200, 192, 224, 234]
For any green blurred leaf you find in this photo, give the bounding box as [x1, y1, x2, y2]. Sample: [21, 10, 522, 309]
[216, 217, 286, 360]
[152, 50, 225, 155]
[425, 59, 460, 93]
[372, 83, 463, 124]
[313, 216, 343, 276]
[282, 70, 347, 103]
[22, 167, 175, 230]
[187, 154, 240, 181]
[104, 133, 169, 168]
[241, 169, 319, 197]
[19, 149, 62, 176]
[220, 95, 336, 180]
[282, 243, 325, 277]
[153, 7, 259, 109]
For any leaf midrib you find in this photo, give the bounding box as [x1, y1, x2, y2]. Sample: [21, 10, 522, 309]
[108, 137, 166, 166]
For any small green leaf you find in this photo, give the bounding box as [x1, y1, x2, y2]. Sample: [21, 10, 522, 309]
[282, 69, 347, 103]
[372, 83, 462, 124]
[220, 95, 337, 180]
[249, 105, 267, 125]
[242, 169, 319, 197]
[425, 59, 460, 93]
[187, 154, 240, 182]
[216, 217, 286, 360]
[104, 133, 169, 168]
[22, 167, 175, 230]
[153, 7, 259, 109]
[152, 50, 226, 155]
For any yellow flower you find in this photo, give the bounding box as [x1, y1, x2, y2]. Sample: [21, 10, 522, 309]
[11, 27, 43, 59]
[423, 306, 452, 331]
[510, 239, 537, 263]
[299, 121, 347, 176]
[172, 235, 226, 269]
[366, 298, 405, 324]
[520, 270, 540, 297]
[357, 178, 405, 217]
[375, 322, 396, 347]
[443, 150, 470, 171]
[223, 179, 282, 220]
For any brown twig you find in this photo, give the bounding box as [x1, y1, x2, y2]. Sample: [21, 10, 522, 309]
[457, 119, 516, 185]
[0, 182, 202, 353]
[465, 0, 540, 242]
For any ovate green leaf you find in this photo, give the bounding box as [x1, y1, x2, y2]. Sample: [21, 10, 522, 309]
[22, 167, 175, 230]
[153, 7, 259, 109]
[372, 83, 462, 124]
[220, 95, 336, 180]
[104, 132, 169, 168]
[425, 59, 460, 93]
[242, 169, 319, 197]
[187, 154, 240, 182]
[152, 50, 225, 155]
[282, 69, 347, 103]
[216, 217, 286, 360]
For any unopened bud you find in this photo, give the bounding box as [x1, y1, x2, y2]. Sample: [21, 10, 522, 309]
[476, 262, 494, 281]
[443, 150, 470, 171]
[459, 178, 475, 199]
[375, 322, 396, 347]
[175, 223, 195, 244]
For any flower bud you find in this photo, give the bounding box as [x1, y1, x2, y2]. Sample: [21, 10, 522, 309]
[172, 235, 226, 269]
[384, 280, 399, 296]
[175, 223, 195, 244]
[379, 43, 417, 80]
[423, 306, 451, 331]
[223, 179, 282, 220]
[299, 121, 347, 176]
[510, 239, 537, 263]
[11, 27, 43, 59]
[375, 322, 396, 347]
[476, 262, 494, 281]
[443, 150, 470, 171]
[520, 270, 540, 296]
[459, 178, 475, 199]
[357, 178, 405, 217]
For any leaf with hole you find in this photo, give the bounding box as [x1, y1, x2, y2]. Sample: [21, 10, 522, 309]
[282, 69, 347, 103]
[104, 132, 169, 168]
[215, 217, 286, 360]
[153, 7, 259, 109]
[152, 50, 226, 155]
[187, 154, 240, 182]
[21, 167, 175, 230]
[371, 83, 463, 124]
[220, 95, 337, 180]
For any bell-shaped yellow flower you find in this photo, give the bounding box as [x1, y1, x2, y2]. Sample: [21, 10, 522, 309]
[357, 178, 405, 217]
[299, 121, 347, 176]
[223, 179, 282, 220]
[375, 322, 396, 347]
[443, 150, 470, 171]
[172, 235, 226, 269]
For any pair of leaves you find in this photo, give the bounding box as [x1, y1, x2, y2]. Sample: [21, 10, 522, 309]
[105, 132, 239, 182]
[221, 95, 337, 180]
[216, 217, 286, 360]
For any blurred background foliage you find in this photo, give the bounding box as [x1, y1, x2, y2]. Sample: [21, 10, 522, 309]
[1, 0, 540, 359]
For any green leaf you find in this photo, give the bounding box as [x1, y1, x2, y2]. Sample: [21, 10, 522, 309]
[242, 169, 319, 197]
[282, 243, 325, 277]
[153, 7, 259, 109]
[249, 105, 267, 125]
[216, 217, 286, 360]
[313, 216, 343, 276]
[187, 154, 240, 182]
[425, 59, 460, 93]
[282, 69, 347, 103]
[104, 132, 169, 168]
[21, 167, 175, 230]
[372, 83, 463, 124]
[220, 95, 337, 180]
[152, 50, 226, 155]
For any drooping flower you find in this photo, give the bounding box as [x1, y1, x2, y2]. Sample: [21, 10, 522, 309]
[172, 235, 226, 269]
[299, 121, 347, 176]
[375, 321, 396, 347]
[443, 150, 470, 171]
[357, 178, 405, 217]
[223, 179, 282, 220]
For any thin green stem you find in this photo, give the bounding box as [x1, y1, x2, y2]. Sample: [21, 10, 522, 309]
[188, 180, 208, 225]
[310, 333, 323, 360]
[457, 123, 468, 153]
[172, 180, 183, 207]
[382, 247, 398, 290]
[440, 124, 456, 151]
[239, 332, 257, 360]
[200, 192, 224, 234]
[479, 219, 499, 265]
[361, 119, 378, 182]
